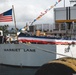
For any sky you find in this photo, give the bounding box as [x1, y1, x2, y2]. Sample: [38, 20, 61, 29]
[0, 0, 70, 28]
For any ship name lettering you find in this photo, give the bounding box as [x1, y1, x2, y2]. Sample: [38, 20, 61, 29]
[4, 49, 36, 52]
[24, 49, 36, 52]
[4, 49, 20, 52]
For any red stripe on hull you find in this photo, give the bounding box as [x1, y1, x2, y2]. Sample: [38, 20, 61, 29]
[18, 39, 76, 45]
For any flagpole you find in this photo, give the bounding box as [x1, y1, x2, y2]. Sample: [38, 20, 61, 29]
[12, 5, 18, 41]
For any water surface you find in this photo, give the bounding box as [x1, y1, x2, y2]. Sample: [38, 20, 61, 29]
[0, 65, 39, 75]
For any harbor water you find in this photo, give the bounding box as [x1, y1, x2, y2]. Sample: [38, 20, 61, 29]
[0, 65, 39, 75]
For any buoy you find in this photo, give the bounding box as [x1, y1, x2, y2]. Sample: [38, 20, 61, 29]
[35, 57, 76, 75]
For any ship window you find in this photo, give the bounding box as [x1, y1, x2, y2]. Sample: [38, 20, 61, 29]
[61, 23, 65, 30]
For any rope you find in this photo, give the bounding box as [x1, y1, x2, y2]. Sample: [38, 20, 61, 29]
[25, 43, 75, 58]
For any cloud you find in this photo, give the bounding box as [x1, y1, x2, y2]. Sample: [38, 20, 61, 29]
[0, 0, 7, 3]
[0, 0, 70, 27]
[11, 0, 55, 21]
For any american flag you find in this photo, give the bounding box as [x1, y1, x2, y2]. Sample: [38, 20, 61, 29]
[0, 9, 12, 22]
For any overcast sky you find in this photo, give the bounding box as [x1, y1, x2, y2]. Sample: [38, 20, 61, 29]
[0, 0, 70, 28]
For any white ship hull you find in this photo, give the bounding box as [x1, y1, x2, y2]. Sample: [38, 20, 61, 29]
[0, 43, 76, 67]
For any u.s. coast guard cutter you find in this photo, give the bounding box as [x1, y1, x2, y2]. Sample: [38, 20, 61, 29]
[0, 5, 76, 67]
[0, 25, 76, 67]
